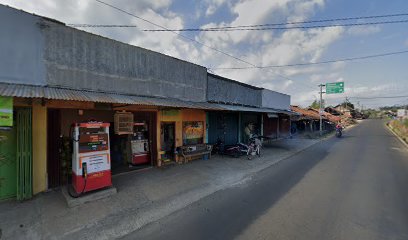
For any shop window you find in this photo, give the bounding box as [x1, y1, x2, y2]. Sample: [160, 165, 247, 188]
[183, 121, 204, 145]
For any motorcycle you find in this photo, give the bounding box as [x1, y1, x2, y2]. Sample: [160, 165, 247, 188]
[212, 138, 245, 158]
[335, 128, 342, 138]
[239, 136, 262, 160]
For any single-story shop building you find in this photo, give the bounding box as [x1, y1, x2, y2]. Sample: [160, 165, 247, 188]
[0, 5, 293, 200]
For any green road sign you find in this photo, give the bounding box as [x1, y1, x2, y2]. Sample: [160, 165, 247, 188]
[326, 82, 344, 94]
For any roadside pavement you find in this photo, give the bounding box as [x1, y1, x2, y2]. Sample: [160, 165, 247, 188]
[122, 119, 408, 240]
[0, 138, 319, 240]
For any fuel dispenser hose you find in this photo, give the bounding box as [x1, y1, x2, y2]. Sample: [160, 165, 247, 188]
[67, 177, 87, 198]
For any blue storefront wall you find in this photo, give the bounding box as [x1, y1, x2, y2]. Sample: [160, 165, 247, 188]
[208, 112, 239, 145]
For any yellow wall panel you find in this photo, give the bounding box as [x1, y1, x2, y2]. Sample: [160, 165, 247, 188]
[32, 104, 47, 194]
[156, 109, 207, 164]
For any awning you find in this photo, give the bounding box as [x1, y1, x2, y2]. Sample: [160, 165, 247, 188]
[269, 108, 299, 116]
[209, 103, 296, 115]
[0, 83, 223, 110]
[0, 83, 295, 114]
[210, 104, 276, 113]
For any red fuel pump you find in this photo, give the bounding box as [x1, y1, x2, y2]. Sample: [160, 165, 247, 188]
[72, 122, 112, 194]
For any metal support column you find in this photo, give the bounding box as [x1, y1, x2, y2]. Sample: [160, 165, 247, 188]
[319, 84, 325, 136]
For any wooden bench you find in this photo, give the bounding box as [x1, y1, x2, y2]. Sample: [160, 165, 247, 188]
[179, 144, 212, 163]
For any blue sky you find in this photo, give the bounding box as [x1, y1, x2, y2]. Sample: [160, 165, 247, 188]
[1, 0, 407, 109]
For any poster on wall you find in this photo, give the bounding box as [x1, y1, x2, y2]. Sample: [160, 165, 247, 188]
[0, 96, 13, 127]
[183, 121, 204, 145]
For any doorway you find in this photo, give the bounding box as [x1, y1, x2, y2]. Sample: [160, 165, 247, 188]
[0, 108, 33, 200]
[47, 109, 62, 188]
[160, 122, 176, 162]
[110, 111, 157, 174]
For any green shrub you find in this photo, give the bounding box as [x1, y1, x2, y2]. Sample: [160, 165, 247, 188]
[404, 119, 408, 128]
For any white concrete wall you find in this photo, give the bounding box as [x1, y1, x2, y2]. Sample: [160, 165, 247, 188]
[0, 5, 45, 86]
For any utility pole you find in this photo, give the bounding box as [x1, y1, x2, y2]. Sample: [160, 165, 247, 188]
[318, 84, 325, 136]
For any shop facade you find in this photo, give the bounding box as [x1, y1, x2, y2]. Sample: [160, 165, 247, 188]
[207, 112, 239, 145]
[46, 101, 161, 188]
[263, 113, 279, 139]
[158, 109, 207, 164]
[206, 74, 293, 144]
[0, 97, 47, 200]
[0, 5, 293, 199]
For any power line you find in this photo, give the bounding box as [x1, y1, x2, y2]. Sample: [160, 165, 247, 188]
[326, 94, 408, 100]
[69, 19, 408, 31]
[350, 95, 408, 100]
[93, 0, 255, 69]
[197, 13, 408, 30]
[144, 20, 408, 32]
[209, 50, 408, 70]
[68, 12, 408, 31]
[93, 0, 316, 91]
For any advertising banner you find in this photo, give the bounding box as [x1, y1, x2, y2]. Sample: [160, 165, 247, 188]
[183, 121, 204, 145]
[0, 96, 13, 127]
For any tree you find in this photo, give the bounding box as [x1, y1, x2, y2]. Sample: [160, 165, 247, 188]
[340, 101, 354, 109]
[310, 99, 325, 109]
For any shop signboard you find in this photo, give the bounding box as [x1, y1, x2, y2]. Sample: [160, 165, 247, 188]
[0, 96, 13, 127]
[162, 109, 179, 116]
[183, 121, 204, 145]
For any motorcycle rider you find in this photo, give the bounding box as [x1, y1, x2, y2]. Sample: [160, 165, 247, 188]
[336, 121, 343, 131]
[335, 121, 343, 137]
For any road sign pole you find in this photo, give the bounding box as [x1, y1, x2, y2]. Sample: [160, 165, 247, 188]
[319, 84, 325, 136]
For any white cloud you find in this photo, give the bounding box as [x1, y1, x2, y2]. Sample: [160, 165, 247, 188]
[309, 72, 341, 83]
[204, 0, 227, 16]
[331, 61, 346, 70]
[347, 25, 381, 36]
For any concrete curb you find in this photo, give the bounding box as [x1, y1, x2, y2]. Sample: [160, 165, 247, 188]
[61, 186, 117, 208]
[386, 123, 408, 149]
[64, 137, 334, 239]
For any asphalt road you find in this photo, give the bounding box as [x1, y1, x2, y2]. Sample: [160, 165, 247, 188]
[122, 119, 408, 240]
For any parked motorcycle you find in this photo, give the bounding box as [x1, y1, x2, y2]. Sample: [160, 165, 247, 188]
[212, 138, 244, 158]
[239, 136, 262, 160]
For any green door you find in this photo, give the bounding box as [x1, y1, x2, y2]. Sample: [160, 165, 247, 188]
[16, 109, 32, 200]
[0, 125, 17, 200]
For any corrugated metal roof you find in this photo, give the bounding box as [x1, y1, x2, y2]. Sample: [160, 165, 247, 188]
[212, 104, 285, 114]
[0, 83, 222, 110]
[0, 83, 293, 113]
